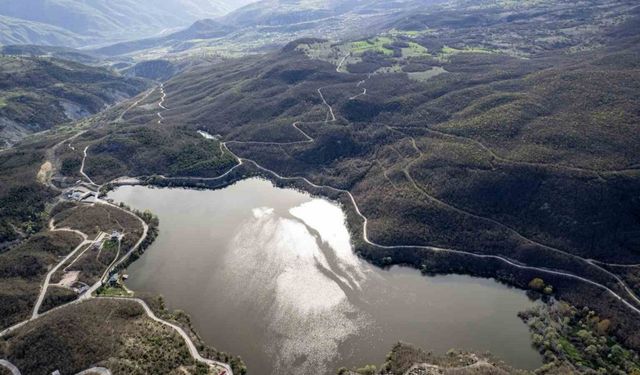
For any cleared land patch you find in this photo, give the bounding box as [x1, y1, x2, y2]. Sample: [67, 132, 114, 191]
[0, 231, 82, 329]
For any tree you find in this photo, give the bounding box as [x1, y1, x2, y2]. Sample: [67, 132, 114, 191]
[609, 344, 626, 363]
[585, 344, 599, 359]
[529, 278, 545, 291]
[596, 319, 611, 336]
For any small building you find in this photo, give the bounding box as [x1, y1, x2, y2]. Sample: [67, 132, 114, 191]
[111, 230, 122, 241]
[66, 189, 93, 201]
[73, 282, 89, 295]
[108, 273, 119, 287]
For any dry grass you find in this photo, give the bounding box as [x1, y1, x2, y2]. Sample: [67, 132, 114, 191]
[52, 203, 143, 240]
[0, 298, 205, 375]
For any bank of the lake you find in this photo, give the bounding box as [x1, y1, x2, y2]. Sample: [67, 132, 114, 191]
[108, 178, 542, 375]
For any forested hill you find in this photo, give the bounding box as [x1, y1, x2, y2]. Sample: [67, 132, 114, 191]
[0, 55, 149, 148]
[63, 1, 640, 357]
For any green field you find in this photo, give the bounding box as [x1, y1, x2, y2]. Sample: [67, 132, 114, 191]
[348, 37, 394, 56]
[401, 41, 429, 58]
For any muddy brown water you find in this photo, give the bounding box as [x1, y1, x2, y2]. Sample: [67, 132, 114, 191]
[108, 178, 542, 374]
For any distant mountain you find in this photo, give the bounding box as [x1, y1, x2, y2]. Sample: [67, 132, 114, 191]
[0, 55, 149, 148]
[220, 0, 438, 27]
[220, 0, 339, 27]
[95, 18, 234, 57]
[0, 0, 259, 47]
[94, 0, 440, 57]
[0, 15, 87, 47]
[0, 44, 102, 65]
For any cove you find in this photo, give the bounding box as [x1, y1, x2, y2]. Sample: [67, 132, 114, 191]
[107, 178, 542, 374]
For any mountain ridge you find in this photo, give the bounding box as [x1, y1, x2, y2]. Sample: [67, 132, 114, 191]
[0, 0, 259, 48]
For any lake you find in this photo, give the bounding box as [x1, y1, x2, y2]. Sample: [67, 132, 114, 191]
[108, 178, 541, 374]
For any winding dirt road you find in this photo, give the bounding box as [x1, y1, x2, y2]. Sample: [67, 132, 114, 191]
[31, 222, 93, 319]
[1, 84, 234, 375]
[80, 146, 98, 186]
[213, 81, 640, 316]
[0, 360, 20, 375]
[86, 74, 640, 318]
[75, 368, 112, 375]
[157, 83, 167, 124]
[117, 87, 156, 123]
[385, 126, 640, 308]
[104, 297, 233, 374]
[32, 67, 637, 375]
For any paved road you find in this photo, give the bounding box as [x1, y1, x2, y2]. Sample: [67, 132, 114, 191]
[317, 87, 336, 122]
[336, 54, 349, 73]
[0, 360, 20, 375]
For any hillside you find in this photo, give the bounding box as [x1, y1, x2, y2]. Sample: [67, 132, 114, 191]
[95, 18, 235, 57]
[0, 0, 639, 374]
[0, 45, 102, 65]
[0, 0, 259, 47]
[64, 0, 640, 355]
[0, 55, 149, 148]
[0, 15, 87, 47]
[93, 0, 437, 58]
[93, 0, 637, 61]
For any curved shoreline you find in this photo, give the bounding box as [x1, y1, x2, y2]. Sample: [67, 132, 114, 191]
[7, 52, 639, 374]
[99, 79, 640, 318]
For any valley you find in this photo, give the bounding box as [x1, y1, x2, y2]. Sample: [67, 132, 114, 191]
[0, 0, 640, 374]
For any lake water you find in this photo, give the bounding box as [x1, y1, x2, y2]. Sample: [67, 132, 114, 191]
[108, 178, 541, 374]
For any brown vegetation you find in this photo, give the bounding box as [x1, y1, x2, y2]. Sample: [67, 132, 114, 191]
[52, 202, 143, 240]
[0, 231, 82, 329]
[0, 299, 207, 374]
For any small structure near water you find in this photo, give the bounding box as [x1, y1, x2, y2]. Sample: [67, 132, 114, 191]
[111, 230, 123, 241]
[64, 187, 95, 202]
